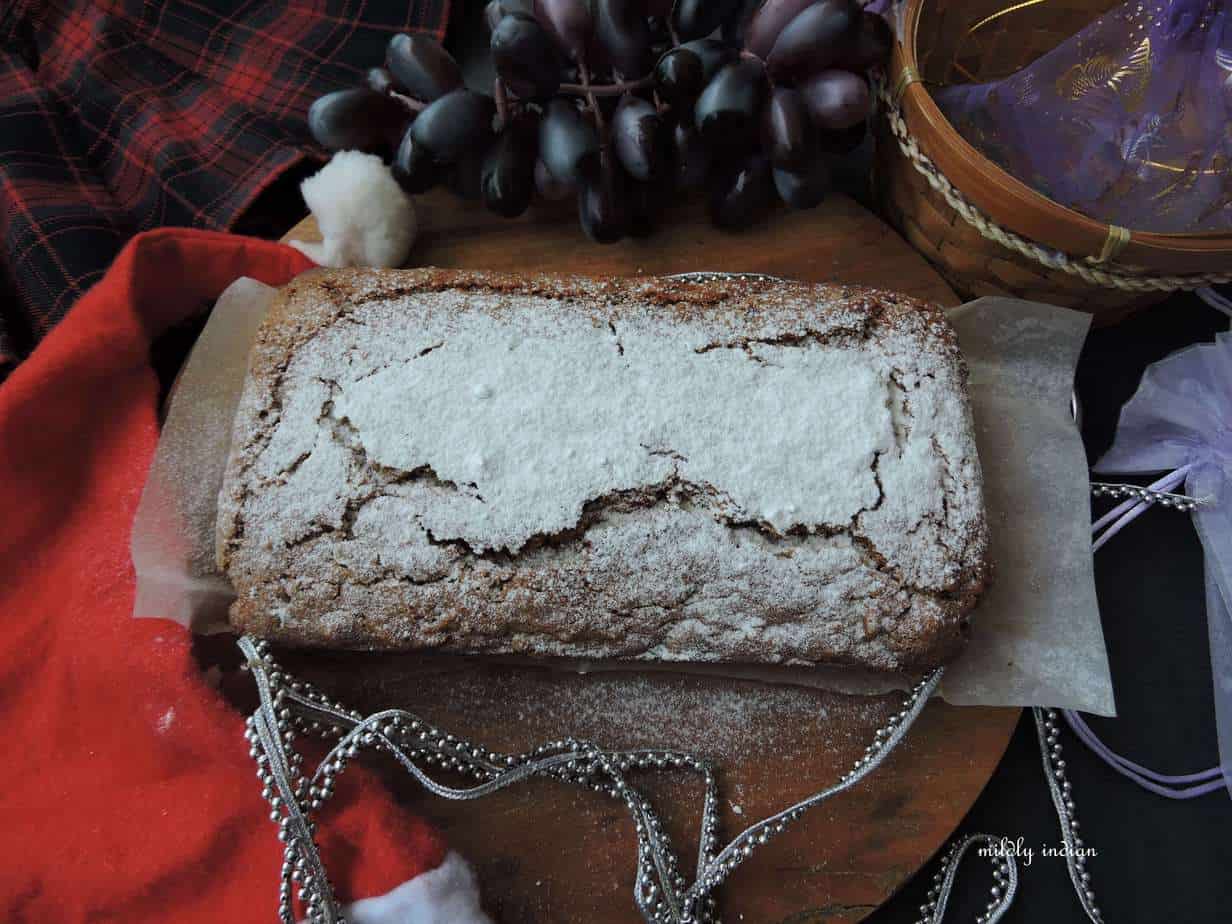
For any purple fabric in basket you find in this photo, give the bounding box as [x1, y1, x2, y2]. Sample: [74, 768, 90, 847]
[932, 0, 1232, 233]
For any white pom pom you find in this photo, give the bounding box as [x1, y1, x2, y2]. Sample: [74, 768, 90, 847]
[289, 150, 416, 268]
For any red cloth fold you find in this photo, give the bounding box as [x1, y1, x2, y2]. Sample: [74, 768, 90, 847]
[0, 229, 447, 922]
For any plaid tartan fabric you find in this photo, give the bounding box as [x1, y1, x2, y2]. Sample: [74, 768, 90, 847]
[0, 0, 450, 380]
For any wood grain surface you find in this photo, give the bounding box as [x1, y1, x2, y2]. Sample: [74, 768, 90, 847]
[277, 189, 1019, 923]
[284, 189, 956, 306]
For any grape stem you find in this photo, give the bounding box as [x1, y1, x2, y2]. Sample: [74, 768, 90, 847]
[493, 78, 511, 130]
[389, 90, 427, 113]
[576, 59, 607, 137]
[558, 74, 655, 97]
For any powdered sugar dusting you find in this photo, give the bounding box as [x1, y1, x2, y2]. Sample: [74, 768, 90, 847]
[333, 305, 893, 550]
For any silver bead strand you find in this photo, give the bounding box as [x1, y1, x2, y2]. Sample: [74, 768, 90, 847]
[1034, 707, 1104, 923]
[238, 641, 952, 924]
[912, 834, 1018, 924]
[917, 709, 1105, 924]
[683, 669, 943, 906]
[664, 272, 785, 286]
[1089, 481, 1207, 512]
[240, 637, 346, 924]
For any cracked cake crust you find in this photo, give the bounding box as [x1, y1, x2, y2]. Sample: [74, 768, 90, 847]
[216, 268, 990, 672]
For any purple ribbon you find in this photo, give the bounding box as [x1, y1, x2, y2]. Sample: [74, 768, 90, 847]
[1091, 465, 1192, 552]
[1063, 709, 1224, 798]
[1092, 331, 1232, 798]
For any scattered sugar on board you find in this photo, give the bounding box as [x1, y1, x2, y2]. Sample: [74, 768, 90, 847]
[365, 664, 898, 762]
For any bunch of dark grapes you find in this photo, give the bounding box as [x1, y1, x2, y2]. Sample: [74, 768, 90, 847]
[308, 0, 892, 243]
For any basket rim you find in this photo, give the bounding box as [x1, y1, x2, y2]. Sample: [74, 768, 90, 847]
[892, 0, 1232, 274]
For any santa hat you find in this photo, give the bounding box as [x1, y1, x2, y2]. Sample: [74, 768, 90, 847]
[0, 229, 488, 923]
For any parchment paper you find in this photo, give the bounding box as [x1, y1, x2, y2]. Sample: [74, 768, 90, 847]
[131, 281, 1114, 716]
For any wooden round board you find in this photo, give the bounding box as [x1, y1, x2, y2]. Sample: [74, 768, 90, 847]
[278, 191, 1018, 923]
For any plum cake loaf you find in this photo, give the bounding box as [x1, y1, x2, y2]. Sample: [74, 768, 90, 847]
[217, 268, 990, 672]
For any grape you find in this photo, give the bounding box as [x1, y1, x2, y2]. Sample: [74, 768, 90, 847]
[820, 119, 867, 154]
[578, 156, 631, 243]
[308, 88, 408, 153]
[393, 128, 443, 193]
[539, 99, 600, 185]
[838, 11, 894, 71]
[672, 0, 743, 42]
[386, 34, 462, 101]
[744, 0, 815, 59]
[448, 146, 490, 201]
[629, 175, 669, 237]
[646, 14, 672, 51]
[654, 39, 735, 113]
[482, 112, 540, 217]
[410, 89, 497, 163]
[309, 0, 885, 240]
[763, 86, 816, 168]
[539, 0, 593, 60]
[721, 0, 762, 44]
[492, 14, 565, 99]
[694, 59, 768, 152]
[484, 1, 505, 32]
[612, 96, 665, 182]
[595, 0, 654, 78]
[669, 116, 710, 190]
[535, 159, 575, 199]
[708, 154, 775, 229]
[773, 157, 831, 208]
[366, 67, 395, 95]
[766, 0, 860, 80]
[799, 69, 869, 130]
[485, 0, 535, 32]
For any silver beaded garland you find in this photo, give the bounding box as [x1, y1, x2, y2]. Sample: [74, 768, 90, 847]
[241, 637, 1112, 924]
[914, 833, 1017, 924]
[919, 707, 1104, 924]
[1035, 707, 1103, 923]
[663, 272, 784, 286]
[1089, 481, 1206, 512]
[239, 636, 943, 923]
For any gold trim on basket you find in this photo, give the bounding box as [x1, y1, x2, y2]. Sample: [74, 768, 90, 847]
[1143, 159, 1223, 176]
[891, 65, 921, 106]
[1091, 225, 1132, 264]
[966, 0, 1051, 35]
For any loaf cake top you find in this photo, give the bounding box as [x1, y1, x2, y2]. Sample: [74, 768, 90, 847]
[218, 269, 989, 670]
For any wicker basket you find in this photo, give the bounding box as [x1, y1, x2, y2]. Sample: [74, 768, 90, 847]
[873, 0, 1232, 324]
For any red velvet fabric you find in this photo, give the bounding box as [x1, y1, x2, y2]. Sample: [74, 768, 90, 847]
[0, 229, 446, 922]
